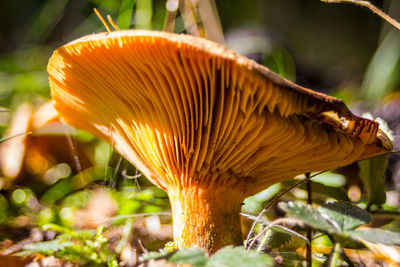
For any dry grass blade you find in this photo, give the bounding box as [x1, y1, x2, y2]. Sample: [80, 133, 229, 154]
[240, 213, 308, 244]
[245, 171, 325, 248]
[246, 217, 306, 250]
[164, 0, 179, 32]
[94, 8, 112, 33]
[198, 0, 224, 43]
[321, 0, 400, 31]
[179, 0, 206, 37]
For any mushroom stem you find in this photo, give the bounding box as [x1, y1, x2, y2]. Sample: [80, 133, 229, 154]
[168, 183, 244, 253]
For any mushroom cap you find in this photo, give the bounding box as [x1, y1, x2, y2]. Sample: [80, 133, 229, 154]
[48, 30, 392, 196]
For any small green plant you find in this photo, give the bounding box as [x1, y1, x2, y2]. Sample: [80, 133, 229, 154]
[17, 224, 118, 266]
[140, 246, 273, 267]
[279, 201, 400, 266]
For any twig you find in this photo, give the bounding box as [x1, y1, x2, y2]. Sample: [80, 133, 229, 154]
[240, 213, 309, 243]
[245, 171, 326, 248]
[115, 217, 133, 254]
[0, 228, 43, 256]
[321, 0, 400, 31]
[137, 239, 148, 254]
[369, 210, 400, 220]
[247, 217, 306, 250]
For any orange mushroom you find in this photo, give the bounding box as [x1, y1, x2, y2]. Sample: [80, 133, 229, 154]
[0, 101, 92, 187]
[0, 103, 33, 182]
[47, 30, 392, 252]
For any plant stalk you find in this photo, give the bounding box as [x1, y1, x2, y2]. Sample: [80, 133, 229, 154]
[328, 242, 342, 267]
[306, 173, 312, 266]
[322, 0, 400, 31]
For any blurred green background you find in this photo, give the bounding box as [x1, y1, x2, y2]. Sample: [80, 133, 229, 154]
[2, 0, 399, 98]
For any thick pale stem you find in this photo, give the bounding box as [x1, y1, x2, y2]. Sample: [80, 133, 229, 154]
[168, 184, 244, 253]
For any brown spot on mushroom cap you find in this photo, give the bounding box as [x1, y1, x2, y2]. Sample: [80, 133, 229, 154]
[47, 30, 393, 251]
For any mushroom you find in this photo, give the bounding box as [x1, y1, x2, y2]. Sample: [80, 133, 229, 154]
[0, 101, 92, 187]
[0, 103, 33, 182]
[47, 30, 393, 252]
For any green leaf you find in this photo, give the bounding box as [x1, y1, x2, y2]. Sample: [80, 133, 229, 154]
[107, 258, 119, 267]
[282, 180, 349, 201]
[358, 154, 389, 205]
[23, 0, 68, 44]
[208, 246, 273, 267]
[23, 240, 74, 254]
[40, 166, 113, 204]
[143, 247, 273, 267]
[311, 172, 346, 187]
[360, 31, 400, 102]
[279, 202, 336, 233]
[135, 0, 152, 29]
[117, 0, 136, 29]
[350, 229, 400, 245]
[309, 181, 349, 201]
[319, 202, 371, 231]
[139, 250, 171, 262]
[168, 248, 208, 267]
[267, 231, 292, 249]
[42, 224, 95, 240]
